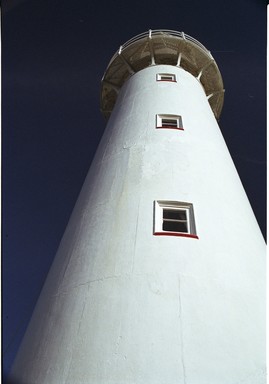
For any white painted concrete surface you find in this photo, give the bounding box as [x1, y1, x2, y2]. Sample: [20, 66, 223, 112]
[10, 64, 266, 383]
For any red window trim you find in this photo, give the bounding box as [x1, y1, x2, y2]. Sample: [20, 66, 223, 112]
[156, 126, 184, 130]
[154, 232, 199, 239]
[156, 79, 177, 82]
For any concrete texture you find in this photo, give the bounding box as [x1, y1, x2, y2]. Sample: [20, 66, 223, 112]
[9, 63, 266, 383]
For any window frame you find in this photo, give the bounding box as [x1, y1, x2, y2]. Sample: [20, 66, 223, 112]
[153, 200, 198, 238]
[156, 114, 184, 130]
[156, 73, 177, 82]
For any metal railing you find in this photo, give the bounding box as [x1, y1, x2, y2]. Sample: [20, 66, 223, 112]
[108, 29, 213, 65]
[102, 29, 223, 119]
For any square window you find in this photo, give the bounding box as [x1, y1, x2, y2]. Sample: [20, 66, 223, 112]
[153, 201, 198, 238]
[156, 114, 183, 130]
[156, 73, 176, 82]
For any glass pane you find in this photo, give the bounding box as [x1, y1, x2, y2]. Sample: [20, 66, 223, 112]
[161, 76, 173, 80]
[163, 209, 186, 220]
[161, 119, 178, 127]
[163, 220, 188, 233]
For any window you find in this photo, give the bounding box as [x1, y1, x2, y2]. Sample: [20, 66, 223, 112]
[162, 208, 188, 232]
[156, 114, 183, 130]
[156, 73, 176, 82]
[153, 201, 198, 238]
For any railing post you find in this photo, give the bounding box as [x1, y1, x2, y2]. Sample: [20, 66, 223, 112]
[148, 29, 155, 65]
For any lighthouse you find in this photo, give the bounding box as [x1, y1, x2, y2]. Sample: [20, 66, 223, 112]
[9, 30, 265, 383]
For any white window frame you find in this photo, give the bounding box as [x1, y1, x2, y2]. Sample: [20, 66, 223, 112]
[153, 200, 198, 238]
[156, 73, 176, 82]
[156, 114, 183, 130]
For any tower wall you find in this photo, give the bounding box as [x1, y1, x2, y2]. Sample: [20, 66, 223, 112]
[10, 63, 265, 383]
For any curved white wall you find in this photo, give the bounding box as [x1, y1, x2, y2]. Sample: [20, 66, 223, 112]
[10, 65, 266, 384]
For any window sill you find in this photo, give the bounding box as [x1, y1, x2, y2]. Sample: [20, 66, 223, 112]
[156, 126, 184, 130]
[156, 80, 177, 82]
[154, 232, 199, 239]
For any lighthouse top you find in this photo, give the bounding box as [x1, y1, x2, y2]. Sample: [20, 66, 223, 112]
[100, 29, 224, 120]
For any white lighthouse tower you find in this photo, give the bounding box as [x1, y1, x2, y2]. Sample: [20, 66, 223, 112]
[9, 30, 265, 384]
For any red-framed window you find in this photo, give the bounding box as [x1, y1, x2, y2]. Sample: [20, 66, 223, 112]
[156, 114, 184, 130]
[153, 200, 198, 239]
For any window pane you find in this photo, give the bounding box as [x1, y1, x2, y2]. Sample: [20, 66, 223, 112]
[157, 73, 176, 81]
[163, 209, 187, 220]
[162, 119, 178, 127]
[161, 76, 173, 80]
[163, 220, 188, 232]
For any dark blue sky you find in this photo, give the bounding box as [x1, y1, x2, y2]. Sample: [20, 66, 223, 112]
[2, 0, 266, 380]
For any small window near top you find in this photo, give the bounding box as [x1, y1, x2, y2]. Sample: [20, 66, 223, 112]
[156, 73, 176, 82]
[153, 201, 198, 238]
[156, 114, 183, 130]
